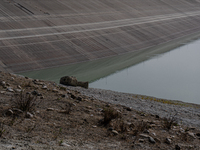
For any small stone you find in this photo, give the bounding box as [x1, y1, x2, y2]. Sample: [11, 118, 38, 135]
[0, 91, 6, 94]
[187, 132, 195, 138]
[175, 144, 181, 150]
[6, 109, 13, 116]
[52, 89, 58, 93]
[31, 90, 39, 95]
[143, 129, 149, 134]
[6, 83, 10, 86]
[14, 89, 22, 93]
[93, 125, 97, 128]
[0, 81, 6, 86]
[7, 88, 14, 92]
[26, 112, 34, 118]
[139, 139, 144, 143]
[46, 108, 55, 111]
[112, 130, 119, 135]
[60, 142, 70, 147]
[17, 85, 22, 89]
[165, 138, 172, 144]
[126, 107, 132, 111]
[42, 85, 47, 89]
[12, 108, 23, 113]
[149, 136, 156, 144]
[139, 134, 149, 138]
[151, 132, 156, 136]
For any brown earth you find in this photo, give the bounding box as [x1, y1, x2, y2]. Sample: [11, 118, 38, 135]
[0, 71, 200, 150]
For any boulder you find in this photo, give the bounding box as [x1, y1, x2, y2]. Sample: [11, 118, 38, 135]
[60, 76, 88, 89]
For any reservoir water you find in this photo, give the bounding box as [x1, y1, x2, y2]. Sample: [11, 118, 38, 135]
[21, 36, 200, 104]
[90, 39, 200, 104]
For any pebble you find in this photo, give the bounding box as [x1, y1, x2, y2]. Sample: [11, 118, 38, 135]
[112, 130, 119, 135]
[6, 109, 13, 116]
[187, 132, 195, 138]
[60, 142, 70, 147]
[26, 112, 34, 118]
[139, 134, 149, 138]
[17, 85, 22, 89]
[14, 89, 22, 93]
[42, 85, 47, 89]
[7, 88, 14, 92]
[149, 136, 156, 144]
[165, 138, 172, 144]
[46, 108, 55, 111]
[139, 139, 144, 143]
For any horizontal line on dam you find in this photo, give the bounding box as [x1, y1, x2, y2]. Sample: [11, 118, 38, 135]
[1, 0, 200, 73]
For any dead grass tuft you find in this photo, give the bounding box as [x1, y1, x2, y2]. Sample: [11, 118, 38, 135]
[12, 92, 38, 112]
[102, 108, 121, 126]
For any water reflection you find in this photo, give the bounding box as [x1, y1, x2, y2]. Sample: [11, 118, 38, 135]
[21, 35, 200, 104]
[90, 40, 200, 104]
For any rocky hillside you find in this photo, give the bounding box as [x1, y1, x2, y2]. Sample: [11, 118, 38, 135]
[0, 71, 200, 149]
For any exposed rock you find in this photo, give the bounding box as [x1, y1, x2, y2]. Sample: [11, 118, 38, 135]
[112, 130, 119, 135]
[14, 89, 22, 93]
[149, 136, 156, 144]
[52, 88, 58, 93]
[139, 134, 149, 138]
[77, 81, 88, 89]
[60, 76, 88, 88]
[60, 142, 70, 147]
[139, 139, 144, 143]
[41, 85, 47, 89]
[165, 138, 172, 144]
[0, 81, 6, 86]
[7, 88, 14, 92]
[46, 108, 55, 111]
[12, 108, 23, 114]
[26, 112, 34, 118]
[187, 132, 196, 139]
[17, 85, 22, 89]
[6, 109, 13, 116]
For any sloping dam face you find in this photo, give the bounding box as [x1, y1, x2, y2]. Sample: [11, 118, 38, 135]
[1, 0, 200, 73]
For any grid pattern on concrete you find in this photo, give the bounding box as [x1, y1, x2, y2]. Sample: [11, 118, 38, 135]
[1, 0, 200, 72]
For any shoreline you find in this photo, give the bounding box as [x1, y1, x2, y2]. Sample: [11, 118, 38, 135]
[67, 86, 200, 129]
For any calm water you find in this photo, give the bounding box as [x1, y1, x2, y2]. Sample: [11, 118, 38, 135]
[90, 40, 200, 104]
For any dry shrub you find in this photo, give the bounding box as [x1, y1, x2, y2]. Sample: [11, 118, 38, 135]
[12, 92, 38, 112]
[132, 121, 149, 143]
[113, 120, 128, 133]
[0, 121, 5, 137]
[163, 115, 178, 130]
[133, 121, 148, 136]
[102, 108, 121, 126]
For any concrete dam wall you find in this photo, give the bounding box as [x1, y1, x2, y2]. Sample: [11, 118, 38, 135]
[1, 0, 200, 73]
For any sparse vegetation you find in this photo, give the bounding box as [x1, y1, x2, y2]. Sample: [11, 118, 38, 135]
[163, 114, 178, 130]
[102, 107, 121, 126]
[12, 91, 38, 112]
[0, 121, 5, 137]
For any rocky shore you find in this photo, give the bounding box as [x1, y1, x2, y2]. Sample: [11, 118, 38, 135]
[0, 71, 200, 150]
